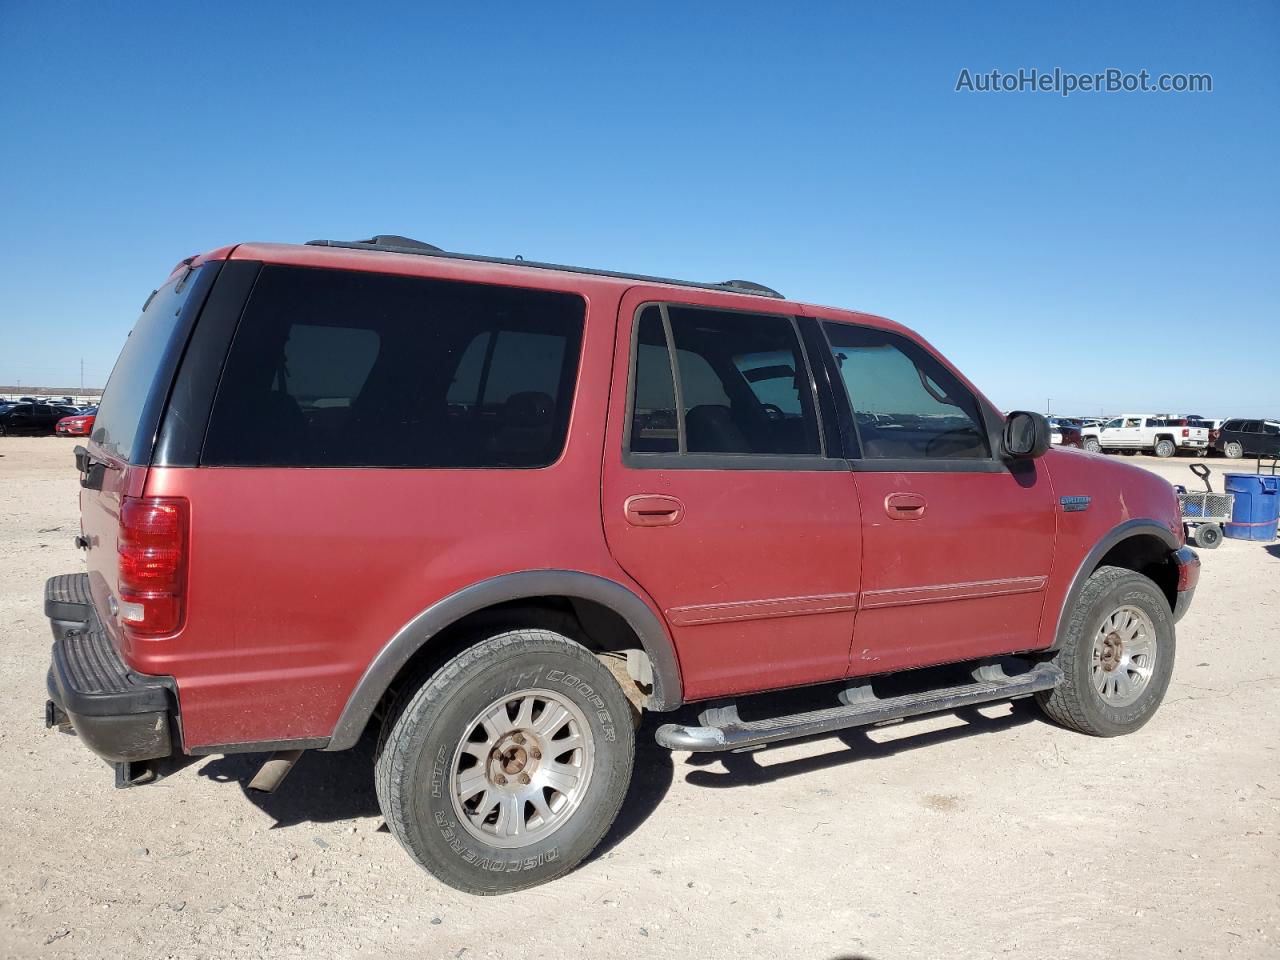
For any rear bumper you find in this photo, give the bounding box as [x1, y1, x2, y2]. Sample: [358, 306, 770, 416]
[44, 574, 177, 768]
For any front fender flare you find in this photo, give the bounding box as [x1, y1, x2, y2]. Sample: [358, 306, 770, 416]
[1049, 519, 1180, 652]
[325, 570, 682, 751]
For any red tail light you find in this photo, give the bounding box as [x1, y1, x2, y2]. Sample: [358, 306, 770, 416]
[118, 497, 188, 637]
[1181, 428, 1189, 437]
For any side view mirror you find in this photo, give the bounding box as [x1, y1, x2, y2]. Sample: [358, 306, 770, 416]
[1003, 411, 1051, 459]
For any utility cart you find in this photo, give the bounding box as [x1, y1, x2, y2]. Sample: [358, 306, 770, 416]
[1175, 463, 1234, 549]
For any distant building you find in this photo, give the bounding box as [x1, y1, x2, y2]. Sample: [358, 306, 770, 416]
[0, 385, 104, 404]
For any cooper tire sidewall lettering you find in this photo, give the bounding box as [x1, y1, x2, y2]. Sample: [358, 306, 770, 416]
[378, 631, 635, 892]
[1079, 581, 1175, 729]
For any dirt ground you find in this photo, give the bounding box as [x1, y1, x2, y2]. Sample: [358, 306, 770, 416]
[0, 437, 1276, 960]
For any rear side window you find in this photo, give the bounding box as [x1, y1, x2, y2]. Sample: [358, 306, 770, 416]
[823, 322, 990, 460]
[202, 266, 585, 468]
[627, 304, 821, 458]
[628, 307, 679, 453]
[93, 266, 210, 461]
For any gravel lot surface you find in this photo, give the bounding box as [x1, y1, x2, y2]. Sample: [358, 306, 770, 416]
[1, 437, 1276, 959]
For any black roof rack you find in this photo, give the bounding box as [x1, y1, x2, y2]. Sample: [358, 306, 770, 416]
[304, 236, 784, 299]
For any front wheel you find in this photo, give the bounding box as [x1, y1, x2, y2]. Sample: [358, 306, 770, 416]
[1225, 440, 1244, 459]
[375, 629, 636, 894]
[1154, 439, 1176, 458]
[1036, 566, 1175, 737]
[1083, 437, 1102, 454]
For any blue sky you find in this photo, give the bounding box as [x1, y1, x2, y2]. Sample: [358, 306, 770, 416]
[1, 1, 1276, 415]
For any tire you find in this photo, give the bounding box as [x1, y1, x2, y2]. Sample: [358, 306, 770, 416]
[375, 629, 636, 894]
[1194, 523, 1222, 549]
[1225, 441, 1244, 459]
[1083, 437, 1102, 454]
[1154, 438, 1176, 458]
[1036, 566, 1175, 737]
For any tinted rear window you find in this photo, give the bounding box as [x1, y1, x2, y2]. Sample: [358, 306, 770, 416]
[201, 266, 585, 468]
[93, 266, 211, 461]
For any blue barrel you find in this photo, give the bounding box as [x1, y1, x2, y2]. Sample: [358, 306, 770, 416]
[1224, 474, 1280, 541]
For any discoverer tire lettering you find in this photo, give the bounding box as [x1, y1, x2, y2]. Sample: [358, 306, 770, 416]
[374, 629, 635, 894]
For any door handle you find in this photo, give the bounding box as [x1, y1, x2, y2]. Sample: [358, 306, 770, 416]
[885, 492, 927, 520]
[624, 494, 685, 527]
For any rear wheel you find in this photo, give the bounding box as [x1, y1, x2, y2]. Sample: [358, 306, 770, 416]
[375, 629, 636, 894]
[1154, 438, 1176, 458]
[1036, 566, 1175, 737]
[1225, 440, 1244, 459]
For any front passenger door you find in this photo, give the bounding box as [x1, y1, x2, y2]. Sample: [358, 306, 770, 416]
[1099, 418, 1124, 448]
[811, 313, 1058, 675]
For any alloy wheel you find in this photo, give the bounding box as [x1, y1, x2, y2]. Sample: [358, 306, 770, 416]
[449, 688, 595, 848]
[1091, 606, 1158, 708]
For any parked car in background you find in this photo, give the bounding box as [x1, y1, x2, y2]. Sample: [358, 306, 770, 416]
[1048, 417, 1082, 448]
[0, 402, 65, 436]
[1194, 418, 1227, 452]
[1214, 419, 1280, 459]
[55, 411, 96, 437]
[1081, 415, 1209, 457]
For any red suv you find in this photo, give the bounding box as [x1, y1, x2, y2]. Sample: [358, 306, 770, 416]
[45, 236, 1199, 893]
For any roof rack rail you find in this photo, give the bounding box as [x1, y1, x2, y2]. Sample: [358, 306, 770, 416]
[717, 279, 784, 297]
[303, 236, 784, 300]
[307, 235, 443, 252]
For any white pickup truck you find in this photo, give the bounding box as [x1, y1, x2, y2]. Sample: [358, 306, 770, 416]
[1081, 415, 1210, 458]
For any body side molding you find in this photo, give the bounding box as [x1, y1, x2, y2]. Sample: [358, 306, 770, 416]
[667, 592, 860, 626]
[1048, 519, 1179, 652]
[861, 576, 1046, 609]
[325, 570, 683, 751]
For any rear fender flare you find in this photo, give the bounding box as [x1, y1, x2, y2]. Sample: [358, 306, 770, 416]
[325, 570, 682, 751]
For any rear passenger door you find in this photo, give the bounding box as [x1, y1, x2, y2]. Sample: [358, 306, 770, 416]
[1262, 422, 1280, 457]
[810, 312, 1058, 675]
[1240, 421, 1263, 456]
[34, 405, 60, 432]
[602, 291, 863, 701]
